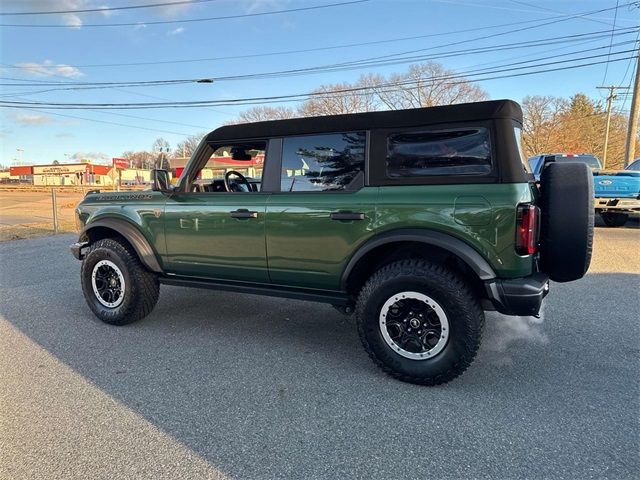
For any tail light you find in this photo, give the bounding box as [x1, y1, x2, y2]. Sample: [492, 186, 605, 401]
[516, 204, 539, 255]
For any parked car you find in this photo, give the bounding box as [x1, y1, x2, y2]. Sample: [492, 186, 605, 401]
[70, 100, 594, 385]
[528, 153, 640, 227]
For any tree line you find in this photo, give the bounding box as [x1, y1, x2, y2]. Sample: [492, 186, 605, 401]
[120, 61, 637, 171]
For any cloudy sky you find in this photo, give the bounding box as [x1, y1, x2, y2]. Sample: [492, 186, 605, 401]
[1, 0, 638, 165]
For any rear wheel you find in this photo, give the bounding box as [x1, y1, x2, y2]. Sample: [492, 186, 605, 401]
[601, 212, 628, 227]
[356, 259, 484, 385]
[81, 238, 159, 325]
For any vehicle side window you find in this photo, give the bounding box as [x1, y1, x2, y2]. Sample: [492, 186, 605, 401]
[528, 156, 540, 174]
[386, 128, 492, 178]
[280, 132, 366, 192]
[193, 141, 266, 192]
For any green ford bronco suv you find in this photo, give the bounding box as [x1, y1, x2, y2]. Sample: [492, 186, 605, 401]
[71, 100, 594, 385]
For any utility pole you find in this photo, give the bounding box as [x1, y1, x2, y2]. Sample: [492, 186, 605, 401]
[623, 49, 640, 167]
[597, 86, 628, 168]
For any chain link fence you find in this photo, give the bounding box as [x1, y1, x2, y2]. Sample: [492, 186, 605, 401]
[0, 187, 82, 241]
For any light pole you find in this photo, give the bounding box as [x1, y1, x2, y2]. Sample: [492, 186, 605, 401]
[16, 148, 24, 165]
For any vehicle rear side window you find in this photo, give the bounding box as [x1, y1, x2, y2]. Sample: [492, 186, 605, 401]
[281, 132, 366, 192]
[386, 128, 492, 178]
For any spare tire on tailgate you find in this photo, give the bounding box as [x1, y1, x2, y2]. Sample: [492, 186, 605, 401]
[539, 162, 594, 283]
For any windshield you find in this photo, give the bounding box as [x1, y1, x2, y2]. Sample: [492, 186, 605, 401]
[554, 155, 601, 169]
[626, 159, 640, 171]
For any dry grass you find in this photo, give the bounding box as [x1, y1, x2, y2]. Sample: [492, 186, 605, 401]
[0, 190, 82, 242]
[0, 222, 77, 242]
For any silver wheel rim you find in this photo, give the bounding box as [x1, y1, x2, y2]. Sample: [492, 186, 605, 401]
[379, 291, 449, 360]
[91, 260, 125, 308]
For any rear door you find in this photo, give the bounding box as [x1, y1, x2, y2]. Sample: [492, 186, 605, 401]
[265, 132, 377, 291]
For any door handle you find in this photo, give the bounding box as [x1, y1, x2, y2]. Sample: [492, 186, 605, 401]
[330, 212, 365, 221]
[230, 209, 258, 219]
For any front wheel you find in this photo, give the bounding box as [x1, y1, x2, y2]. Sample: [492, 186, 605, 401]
[81, 238, 160, 325]
[356, 260, 484, 385]
[601, 212, 628, 227]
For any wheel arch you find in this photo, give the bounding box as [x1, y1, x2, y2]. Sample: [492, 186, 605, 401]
[341, 229, 496, 295]
[79, 218, 163, 273]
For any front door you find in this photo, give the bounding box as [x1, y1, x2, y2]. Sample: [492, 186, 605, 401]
[164, 141, 270, 282]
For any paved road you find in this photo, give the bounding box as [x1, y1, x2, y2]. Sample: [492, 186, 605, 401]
[1, 227, 638, 479]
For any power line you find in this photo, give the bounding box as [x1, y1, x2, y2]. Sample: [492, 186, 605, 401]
[0, 0, 220, 16]
[2, 11, 633, 70]
[7, 107, 191, 136]
[4, 41, 635, 97]
[510, 0, 616, 27]
[2, 53, 635, 110]
[0, 0, 370, 27]
[616, 31, 640, 113]
[601, 0, 621, 85]
[2, 27, 637, 90]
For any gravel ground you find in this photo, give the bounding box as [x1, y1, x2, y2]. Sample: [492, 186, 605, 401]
[1, 226, 638, 480]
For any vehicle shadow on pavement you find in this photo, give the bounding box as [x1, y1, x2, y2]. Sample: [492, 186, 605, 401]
[595, 215, 640, 229]
[1, 235, 638, 479]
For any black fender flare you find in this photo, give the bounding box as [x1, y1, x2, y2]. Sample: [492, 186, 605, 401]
[80, 218, 163, 273]
[341, 229, 497, 289]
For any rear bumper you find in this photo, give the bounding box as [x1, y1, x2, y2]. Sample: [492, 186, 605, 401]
[484, 273, 550, 316]
[595, 197, 640, 213]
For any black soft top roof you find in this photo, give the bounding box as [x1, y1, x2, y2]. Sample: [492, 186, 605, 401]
[206, 99, 521, 142]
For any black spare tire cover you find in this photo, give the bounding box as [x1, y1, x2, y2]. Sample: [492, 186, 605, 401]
[539, 162, 594, 282]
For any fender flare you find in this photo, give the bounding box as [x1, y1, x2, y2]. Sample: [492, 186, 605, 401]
[341, 229, 497, 289]
[80, 218, 163, 273]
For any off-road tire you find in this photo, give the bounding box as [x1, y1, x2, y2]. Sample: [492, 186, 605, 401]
[356, 259, 484, 386]
[81, 238, 159, 325]
[600, 212, 628, 227]
[539, 162, 594, 282]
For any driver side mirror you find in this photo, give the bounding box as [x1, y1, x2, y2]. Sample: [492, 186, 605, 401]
[151, 169, 172, 193]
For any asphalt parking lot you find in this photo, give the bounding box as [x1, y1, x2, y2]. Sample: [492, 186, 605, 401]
[1, 226, 638, 479]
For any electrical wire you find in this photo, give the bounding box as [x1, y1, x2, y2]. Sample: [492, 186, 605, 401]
[2, 27, 637, 89]
[2, 53, 635, 110]
[4, 41, 636, 97]
[0, 0, 370, 27]
[0, 0, 220, 16]
[2, 11, 633, 69]
[601, 0, 621, 85]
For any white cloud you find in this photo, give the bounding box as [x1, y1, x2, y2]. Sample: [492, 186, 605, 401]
[97, 5, 114, 17]
[62, 12, 83, 28]
[13, 112, 56, 126]
[167, 26, 184, 36]
[71, 151, 110, 162]
[16, 60, 84, 78]
[133, 23, 147, 30]
[245, 0, 290, 14]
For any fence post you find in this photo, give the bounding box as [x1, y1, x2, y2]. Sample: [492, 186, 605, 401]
[51, 188, 59, 234]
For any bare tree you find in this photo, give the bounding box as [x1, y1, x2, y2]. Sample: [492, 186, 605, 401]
[521, 95, 567, 158]
[298, 75, 381, 117]
[375, 62, 488, 110]
[520, 93, 636, 169]
[121, 150, 154, 169]
[151, 138, 171, 170]
[174, 132, 206, 159]
[226, 106, 298, 125]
